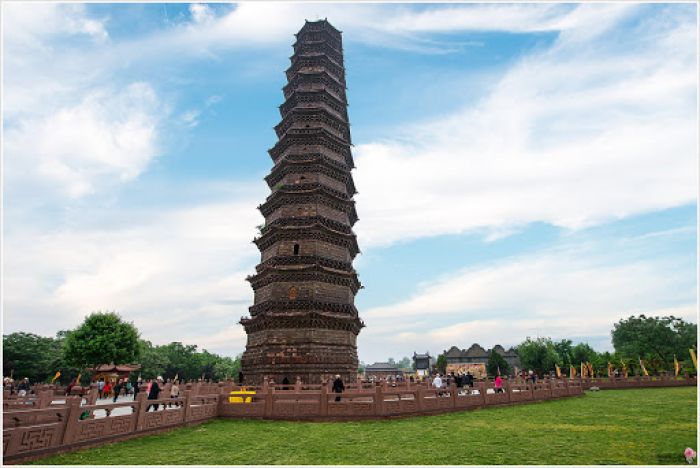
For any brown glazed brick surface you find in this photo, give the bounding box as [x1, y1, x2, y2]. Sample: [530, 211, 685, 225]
[240, 20, 363, 385]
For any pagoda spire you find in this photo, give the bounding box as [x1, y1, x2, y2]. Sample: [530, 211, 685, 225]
[240, 19, 363, 385]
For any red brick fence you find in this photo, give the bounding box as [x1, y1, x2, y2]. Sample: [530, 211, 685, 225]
[3, 376, 695, 464]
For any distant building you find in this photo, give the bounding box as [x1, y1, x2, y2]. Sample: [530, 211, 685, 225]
[412, 352, 433, 377]
[443, 344, 520, 376]
[364, 362, 403, 379]
[90, 364, 141, 384]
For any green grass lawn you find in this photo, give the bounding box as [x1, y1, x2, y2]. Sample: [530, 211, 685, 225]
[32, 387, 696, 465]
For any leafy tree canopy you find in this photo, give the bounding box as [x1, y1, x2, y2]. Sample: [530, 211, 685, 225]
[553, 339, 573, 368]
[487, 351, 510, 377]
[63, 312, 140, 371]
[4, 331, 80, 384]
[137, 340, 240, 381]
[436, 354, 447, 374]
[571, 342, 598, 366]
[516, 337, 560, 376]
[612, 315, 697, 366]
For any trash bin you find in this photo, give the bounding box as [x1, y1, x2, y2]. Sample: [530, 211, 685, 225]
[229, 388, 256, 403]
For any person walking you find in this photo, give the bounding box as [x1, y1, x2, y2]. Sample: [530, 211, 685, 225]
[169, 380, 180, 407]
[17, 378, 30, 397]
[103, 380, 112, 400]
[494, 374, 504, 394]
[432, 373, 443, 394]
[97, 378, 105, 399]
[113, 379, 124, 402]
[65, 377, 78, 396]
[332, 374, 345, 402]
[147, 376, 162, 411]
[133, 378, 140, 401]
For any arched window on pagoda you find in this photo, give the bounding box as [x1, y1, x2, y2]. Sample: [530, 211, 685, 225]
[293, 243, 300, 255]
[288, 286, 298, 300]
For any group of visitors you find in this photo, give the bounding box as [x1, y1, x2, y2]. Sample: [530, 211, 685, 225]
[3, 377, 31, 396]
[430, 371, 508, 395]
[96, 377, 135, 400]
[142, 376, 181, 411]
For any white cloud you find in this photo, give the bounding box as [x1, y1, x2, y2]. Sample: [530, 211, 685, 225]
[353, 4, 697, 247]
[2, 193, 265, 356]
[5, 83, 165, 198]
[358, 242, 696, 361]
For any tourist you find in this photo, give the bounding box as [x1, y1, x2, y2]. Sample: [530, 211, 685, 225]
[529, 370, 537, 385]
[332, 374, 345, 402]
[466, 371, 474, 388]
[125, 380, 133, 395]
[113, 379, 124, 402]
[132, 379, 140, 401]
[494, 374, 504, 394]
[65, 377, 77, 396]
[18, 378, 30, 397]
[97, 378, 105, 399]
[169, 380, 180, 407]
[147, 376, 162, 411]
[103, 380, 112, 400]
[432, 373, 443, 389]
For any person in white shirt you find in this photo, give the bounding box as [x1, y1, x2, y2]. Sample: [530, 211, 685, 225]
[432, 374, 443, 389]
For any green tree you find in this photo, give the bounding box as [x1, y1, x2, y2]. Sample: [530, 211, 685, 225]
[63, 312, 140, 372]
[436, 353, 447, 374]
[553, 339, 573, 368]
[212, 355, 241, 381]
[487, 351, 510, 377]
[571, 343, 598, 367]
[138, 340, 167, 380]
[612, 315, 698, 370]
[516, 337, 560, 376]
[396, 357, 411, 370]
[4, 332, 57, 383]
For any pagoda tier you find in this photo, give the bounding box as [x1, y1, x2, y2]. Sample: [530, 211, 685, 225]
[264, 154, 357, 195]
[280, 89, 348, 121]
[240, 19, 363, 385]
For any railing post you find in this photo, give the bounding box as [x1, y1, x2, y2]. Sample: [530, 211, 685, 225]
[37, 389, 53, 408]
[415, 385, 424, 412]
[479, 381, 487, 407]
[374, 385, 383, 416]
[88, 384, 99, 405]
[450, 382, 457, 409]
[264, 382, 274, 418]
[135, 391, 148, 431]
[61, 396, 82, 445]
[320, 381, 328, 416]
[505, 378, 512, 403]
[294, 376, 302, 392]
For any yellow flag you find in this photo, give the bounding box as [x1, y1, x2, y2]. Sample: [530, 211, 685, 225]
[639, 358, 649, 376]
[581, 362, 586, 378]
[569, 365, 576, 378]
[621, 362, 628, 378]
[50, 371, 61, 383]
[174, 373, 179, 382]
[674, 355, 680, 377]
[555, 364, 561, 378]
[587, 362, 595, 377]
[607, 362, 614, 378]
[690, 349, 698, 370]
[75, 373, 82, 385]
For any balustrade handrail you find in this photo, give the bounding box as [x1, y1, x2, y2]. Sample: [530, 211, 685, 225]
[3, 377, 697, 463]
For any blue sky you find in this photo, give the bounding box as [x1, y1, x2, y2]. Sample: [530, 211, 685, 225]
[3, 2, 697, 363]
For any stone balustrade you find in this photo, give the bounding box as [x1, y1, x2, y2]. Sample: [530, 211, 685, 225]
[3, 376, 695, 464]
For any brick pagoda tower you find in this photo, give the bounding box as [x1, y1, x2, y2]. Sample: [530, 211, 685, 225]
[240, 19, 363, 385]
